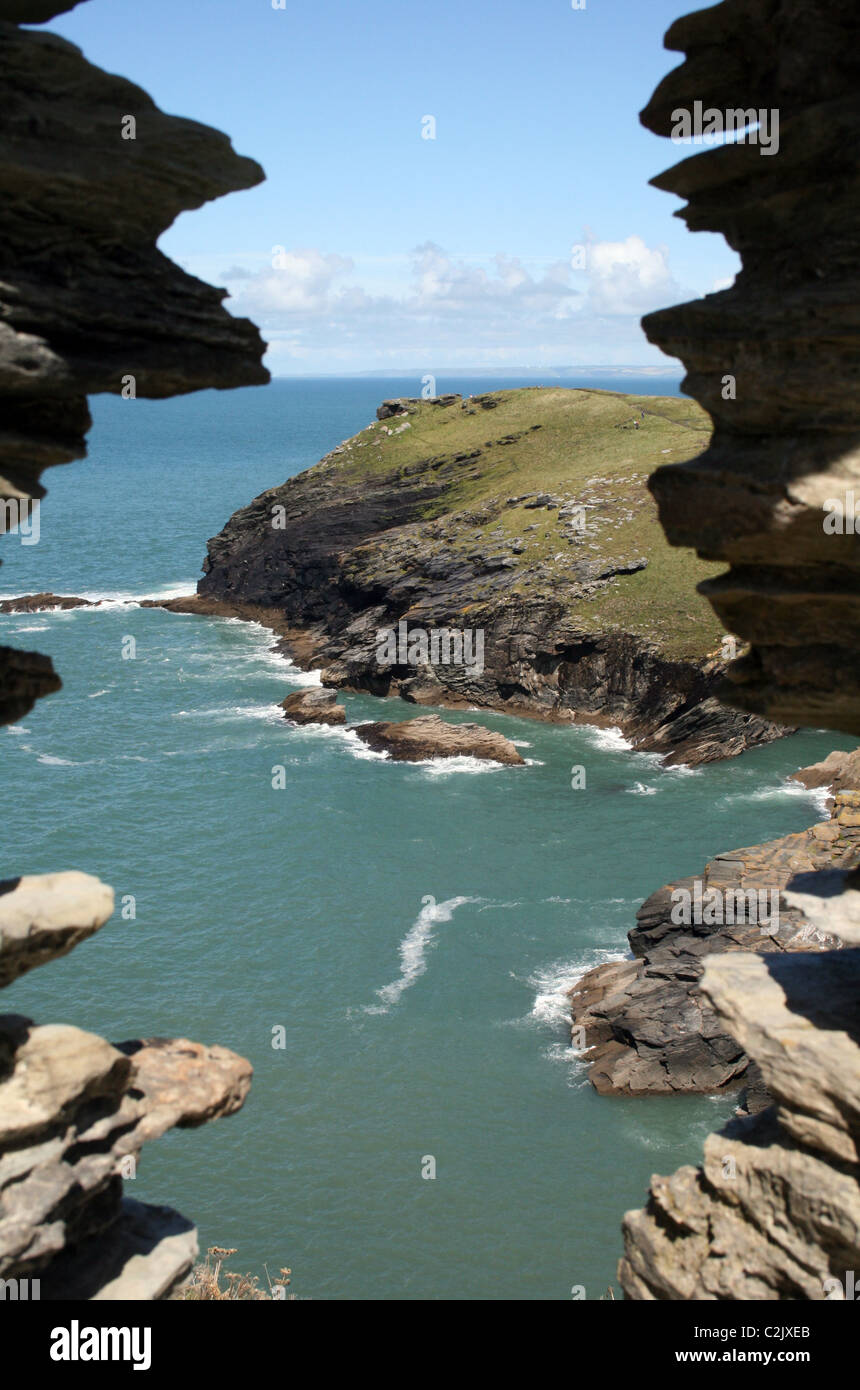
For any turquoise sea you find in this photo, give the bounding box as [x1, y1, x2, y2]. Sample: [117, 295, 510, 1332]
[0, 376, 836, 1300]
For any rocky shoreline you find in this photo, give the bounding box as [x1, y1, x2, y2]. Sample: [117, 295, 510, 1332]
[571, 759, 860, 1101]
[155, 389, 791, 768]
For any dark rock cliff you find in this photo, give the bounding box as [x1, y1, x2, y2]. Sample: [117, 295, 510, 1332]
[0, 1, 267, 1298]
[620, 0, 860, 1300]
[640, 0, 860, 738]
[0, 0, 268, 724]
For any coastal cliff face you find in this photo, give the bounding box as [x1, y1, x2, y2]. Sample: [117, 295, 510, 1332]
[619, 0, 860, 1300]
[0, 1, 266, 1297]
[571, 782, 859, 1097]
[196, 388, 784, 765]
[640, 0, 860, 737]
[0, 0, 268, 725]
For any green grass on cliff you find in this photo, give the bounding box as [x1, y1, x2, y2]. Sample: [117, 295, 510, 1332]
[321, 387, 725, 661]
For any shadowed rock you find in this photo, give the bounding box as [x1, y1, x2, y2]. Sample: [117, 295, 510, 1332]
[0, 2, 269, 723]
[0, 0, 261, 1299]
[638, 0, 860, 737]
[620, 0, 860, 1300]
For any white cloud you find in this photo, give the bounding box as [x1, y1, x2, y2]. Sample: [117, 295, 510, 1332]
[585, 235, 680, 315]
[223, 238, 688, 371]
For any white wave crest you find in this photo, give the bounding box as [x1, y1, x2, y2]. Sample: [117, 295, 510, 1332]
[366, 895, 476, 1012]
[579, 724, 632, 752]
[526, 949, 629, 1030]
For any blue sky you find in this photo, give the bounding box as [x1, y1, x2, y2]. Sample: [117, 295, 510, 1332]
[48, 0, 738, 374]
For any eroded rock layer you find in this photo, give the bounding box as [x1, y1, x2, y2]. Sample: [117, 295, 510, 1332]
[0, 876, 252, 1297]
[0, 1, 268, 721]
[639, 0, 860, 736]
[571, 792, 858, 1097]
[621, 0, 860, 1300]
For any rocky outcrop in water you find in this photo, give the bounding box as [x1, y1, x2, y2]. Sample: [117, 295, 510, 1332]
[193, 389, 786, 766]
[354, 713, 526, 765]
[0, 593, 96, 614]
[639, 0, 860, 738]
[620, 0, 860, 1299]
[793, 747, 860, 802]
[282, 687, 346, 726]
[0, 0, 266, 1298]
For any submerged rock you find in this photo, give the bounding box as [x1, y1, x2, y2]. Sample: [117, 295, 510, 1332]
[355, 713, 525, 765]
[0, 592, 95, 613]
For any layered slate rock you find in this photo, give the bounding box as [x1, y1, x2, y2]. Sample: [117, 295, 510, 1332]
[620, 907, 860, 1299]
[281, 686, 347, 726]
[0, 0, 261, 1298]
[620, 0, 860, 1299]
[570, 802, 859, 1095]
[0, 878, 252, 1298]
[639, 0, 860, 737]
[0, 0, 268, 723]
[355, 713, 526, 765]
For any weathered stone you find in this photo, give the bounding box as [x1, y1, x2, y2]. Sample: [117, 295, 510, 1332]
[571, 815, 856, 1096]
[355, 713, 525, 765]
[0, 0, 261, 1299]
[0, 3, 268, 723]
[0, 871, 114, 988]
[792, 747, 860, 802]
[112, 1037, 253, 1147]
[0, 592, 96, 613]
[621, 0, 860, 1299]
[639, 0, 860, 737]
[41, 1198, 198, 1302]
[281, 686, 346, 726]
[0, 1017, 252, 1284]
